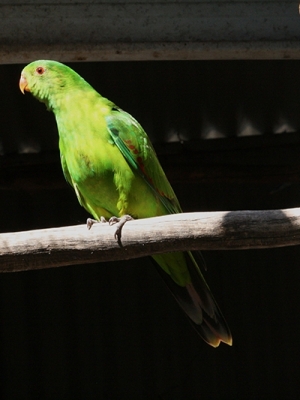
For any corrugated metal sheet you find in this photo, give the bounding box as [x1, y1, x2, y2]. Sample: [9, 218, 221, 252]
[1, 170, 300, 399]
[2, 59, 300, 155]
[1, 58, 300, 399]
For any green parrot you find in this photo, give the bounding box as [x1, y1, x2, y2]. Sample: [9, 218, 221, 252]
[19, 60, 232, 347]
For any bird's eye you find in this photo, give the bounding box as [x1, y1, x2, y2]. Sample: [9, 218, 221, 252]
[36, 66, 45, 75]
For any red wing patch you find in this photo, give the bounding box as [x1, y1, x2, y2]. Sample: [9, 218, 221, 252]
[123, 139, 167, 198]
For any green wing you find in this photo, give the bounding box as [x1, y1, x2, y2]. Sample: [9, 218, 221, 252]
[106, 107, 181, 215]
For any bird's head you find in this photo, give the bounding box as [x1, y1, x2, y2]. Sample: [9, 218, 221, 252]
[19, 60, 87, 108]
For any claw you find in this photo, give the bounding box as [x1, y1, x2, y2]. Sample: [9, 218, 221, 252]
[108, 216, 120, 226]
[86, 216, 108, 230]
[86, 218, 98, 230]
[87, 214, 133, 245]
[108, 214, 133, 242]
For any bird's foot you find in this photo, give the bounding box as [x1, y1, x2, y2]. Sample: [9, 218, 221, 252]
[108, 214, 134, 242]
[86, 216, 107, 230]
[87, 215, 133, 245]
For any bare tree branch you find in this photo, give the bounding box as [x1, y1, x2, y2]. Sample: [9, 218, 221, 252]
[1, 209, 300, 272]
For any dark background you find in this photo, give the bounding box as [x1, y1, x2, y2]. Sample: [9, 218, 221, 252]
[0, 60, 300, 399]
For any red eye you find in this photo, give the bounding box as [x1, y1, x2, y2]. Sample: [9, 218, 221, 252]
[36, 66, 45, 75]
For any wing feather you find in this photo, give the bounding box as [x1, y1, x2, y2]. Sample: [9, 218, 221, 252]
[106, 108, 181, 215]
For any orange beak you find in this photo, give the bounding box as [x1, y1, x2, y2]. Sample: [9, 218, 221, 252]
[19, 74, 30, 94]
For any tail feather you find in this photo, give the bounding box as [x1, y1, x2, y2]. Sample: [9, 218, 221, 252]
[153, 252, 232, 347]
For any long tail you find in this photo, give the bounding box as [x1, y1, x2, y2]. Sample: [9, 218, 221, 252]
[152, 251, 232, 347]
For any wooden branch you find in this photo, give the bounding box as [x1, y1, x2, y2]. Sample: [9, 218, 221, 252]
[1, 208, 300, 272]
